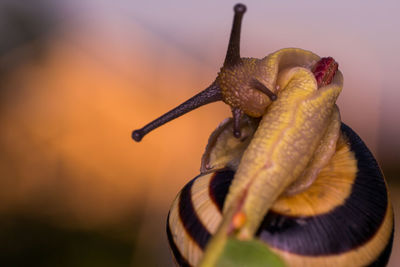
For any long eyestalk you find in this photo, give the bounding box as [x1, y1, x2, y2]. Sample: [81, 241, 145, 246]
[132, 83, 222, 142]
[224, 3, 246, 67]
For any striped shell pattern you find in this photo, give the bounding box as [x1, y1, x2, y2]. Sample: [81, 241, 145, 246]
[167, 124, 394, 266]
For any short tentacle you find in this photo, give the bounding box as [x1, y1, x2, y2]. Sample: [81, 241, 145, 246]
[251, 78, 277, 101]
[232, 108, 244, 138]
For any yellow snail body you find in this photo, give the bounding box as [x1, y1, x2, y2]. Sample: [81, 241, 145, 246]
[132, 3, 393, 267]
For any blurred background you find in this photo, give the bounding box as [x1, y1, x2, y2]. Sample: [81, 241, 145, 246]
[0, 0, 399, 266]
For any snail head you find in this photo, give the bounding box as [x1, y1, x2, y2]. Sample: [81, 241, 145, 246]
[132, 3, 277, 142]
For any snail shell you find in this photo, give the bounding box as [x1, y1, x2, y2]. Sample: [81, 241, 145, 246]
[167, 124, 394, 267]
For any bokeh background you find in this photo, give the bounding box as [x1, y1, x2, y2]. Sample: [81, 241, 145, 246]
[0, 0, 399, 266]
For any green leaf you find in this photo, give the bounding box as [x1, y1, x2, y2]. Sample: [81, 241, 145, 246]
[215, 238, 286, 267]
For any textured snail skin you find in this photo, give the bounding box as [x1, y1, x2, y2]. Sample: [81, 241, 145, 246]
[225, 59, 343, 238]
[218, 48, 320, 117]
[167, 124, 394, 267]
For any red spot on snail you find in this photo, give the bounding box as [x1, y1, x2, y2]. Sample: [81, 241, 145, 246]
[312, 57, 339, 87]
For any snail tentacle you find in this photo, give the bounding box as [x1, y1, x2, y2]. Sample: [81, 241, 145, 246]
[224, 3, 246, 67]
[232, 108, 244, 138]
[132, 82, 222, 142]
[251, 78, 277, 101]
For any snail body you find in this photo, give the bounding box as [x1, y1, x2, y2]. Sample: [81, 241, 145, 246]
[132, 3, 393, 266]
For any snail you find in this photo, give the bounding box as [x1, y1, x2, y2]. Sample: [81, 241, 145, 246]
[132, 3, 393, 267]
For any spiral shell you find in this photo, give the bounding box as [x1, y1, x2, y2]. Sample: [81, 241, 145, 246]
[167, 124, 393, 267]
